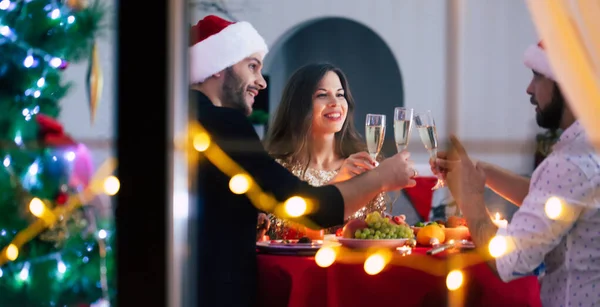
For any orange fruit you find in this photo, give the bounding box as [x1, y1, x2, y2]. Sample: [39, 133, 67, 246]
[416, 224, 446, 246]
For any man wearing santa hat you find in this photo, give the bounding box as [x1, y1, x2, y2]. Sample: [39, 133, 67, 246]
[432, 41, 600, 306]
[189, 15, 417, 306]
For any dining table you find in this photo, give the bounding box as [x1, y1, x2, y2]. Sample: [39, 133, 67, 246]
[256, 245, 542, 307]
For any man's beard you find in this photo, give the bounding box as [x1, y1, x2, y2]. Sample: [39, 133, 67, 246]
[535, 85, 565, 130]
[221, 68, 251, 116]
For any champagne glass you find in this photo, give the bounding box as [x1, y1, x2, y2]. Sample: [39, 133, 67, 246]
[414, 110, 445, 190]
[389, 107, 414, 213]
[365, 114, 386, 160]
[393, 107, 414, 151]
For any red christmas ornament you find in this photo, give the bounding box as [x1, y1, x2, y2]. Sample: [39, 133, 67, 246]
[56, 192, 68, 205]
[36, 114, 77, 147]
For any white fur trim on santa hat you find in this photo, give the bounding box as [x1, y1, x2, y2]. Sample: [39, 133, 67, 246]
[523, 44, 555, 80]
[189, 21, 268, 84]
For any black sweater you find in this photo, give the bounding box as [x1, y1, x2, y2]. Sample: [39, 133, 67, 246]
[193, 90, 345, 307]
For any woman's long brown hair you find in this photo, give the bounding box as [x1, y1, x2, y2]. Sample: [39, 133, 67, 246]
[264, 63, 366, 170]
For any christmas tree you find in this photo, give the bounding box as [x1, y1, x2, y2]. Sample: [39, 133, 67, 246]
[0, 0, 115, 306]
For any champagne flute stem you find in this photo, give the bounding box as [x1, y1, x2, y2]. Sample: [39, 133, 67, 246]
[428, 149, 443, 179]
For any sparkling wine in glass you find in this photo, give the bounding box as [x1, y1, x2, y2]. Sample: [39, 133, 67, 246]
[415, 111, 445, 190]
[365, 114, 386, 160]
[393, 107, 414, 152]
[389, 107, 414, 213]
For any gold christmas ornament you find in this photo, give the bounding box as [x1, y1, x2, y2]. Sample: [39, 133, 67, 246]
[86, 41, 103, 124]
[66, 0, 88, 11]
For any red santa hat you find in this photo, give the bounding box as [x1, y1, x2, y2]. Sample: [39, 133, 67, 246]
[189, 15, 268, 84]
[523, 40, 555, 80]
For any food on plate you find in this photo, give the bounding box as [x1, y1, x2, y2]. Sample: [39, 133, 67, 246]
[416, 224, 446, 246]
[343, 212, 414, 240]
[298, 236, 312, 243]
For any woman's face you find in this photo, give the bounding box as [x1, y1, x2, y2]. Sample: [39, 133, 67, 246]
[311, 71, 348, 136]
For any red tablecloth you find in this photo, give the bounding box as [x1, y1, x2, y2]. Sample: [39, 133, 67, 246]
[257, 248, 541, 307]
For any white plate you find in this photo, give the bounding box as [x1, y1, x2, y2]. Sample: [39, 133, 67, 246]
[337, 238, 409, 250]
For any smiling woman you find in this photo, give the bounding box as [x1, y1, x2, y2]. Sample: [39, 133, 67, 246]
[264, 63, 387, 237]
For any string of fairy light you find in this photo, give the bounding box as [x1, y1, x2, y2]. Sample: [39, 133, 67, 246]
[0, 125, 569, 294]
[188, 120, 572, 294]
[0, 126, 569, 296]
[189, 121, 320, 228]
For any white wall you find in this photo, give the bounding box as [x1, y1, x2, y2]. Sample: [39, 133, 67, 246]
[192, 0, 542, 174]
[457, 0, 541, 173]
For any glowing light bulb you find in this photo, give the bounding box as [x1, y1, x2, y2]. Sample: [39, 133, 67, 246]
[57, 261, 66, 274]
[364, 253, 386, 275]
[103, 176, 120, 195]
[315, 246, 336, 268]
[545, 196, 563, 220]
[67, 15, 75, 24]
[37, 77, 45, 87]
[446, 270, 464, 291]
[19, 265, 29, 280]
[14, 133, 22, 146]
[29, 197, 45, 217]
[193, 133, 210, 152]
[50, 8, 60, 19]
[0, 26, 10, 36]
[49, 57, 62, 68]
[489, 235, 508, 258]
[65, 151, 75, 161]
[0, 0, 10, 11]
[229, 174, 251, 194]
[27, 161, 39, 175]
[98, 229, 107, 239]
[284, 196, 307, 217]
[23, 55, 34, 68]
[5, 244, 18, 261]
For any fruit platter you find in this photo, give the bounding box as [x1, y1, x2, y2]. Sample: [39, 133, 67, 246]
[412, 216, 471, 246]
[337, 212, 415, 250]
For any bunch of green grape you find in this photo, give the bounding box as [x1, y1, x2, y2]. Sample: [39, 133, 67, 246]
[355, 212, 414, 239]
